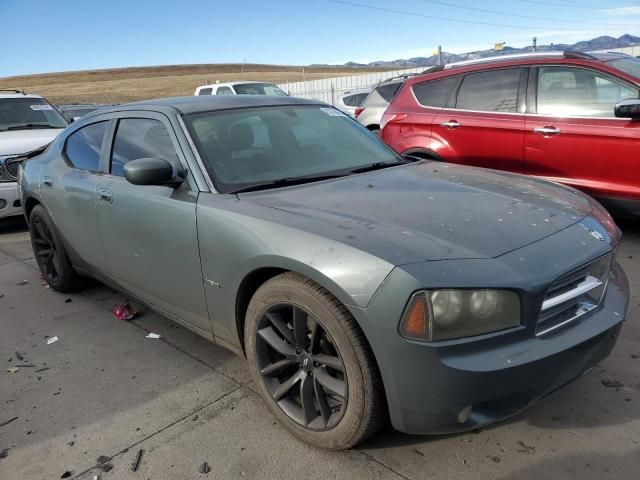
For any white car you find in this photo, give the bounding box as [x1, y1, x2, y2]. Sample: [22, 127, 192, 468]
[335, 88, 372, 117]
[194, 81, 288, 96]
[0, 91, 67, 221]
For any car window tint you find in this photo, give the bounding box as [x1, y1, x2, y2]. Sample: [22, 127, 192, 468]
[110, 118, 179, 177]
[537, 66, 637, 117]
[456, 69, 521, 112]
[216, 86, 233, 95]
[413, 77, 459, 107]
[343, 93, 368, 107]
[198, 87, 213, 95]
[375, 83, 402, 102]
[64, 121, 108, 171]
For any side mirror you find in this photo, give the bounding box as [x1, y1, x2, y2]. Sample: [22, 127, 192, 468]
[614, 98, 640, 119]
[123, 158, 182, 186]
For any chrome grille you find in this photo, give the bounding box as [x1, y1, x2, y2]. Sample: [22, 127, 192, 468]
[537, 253, 613, 336]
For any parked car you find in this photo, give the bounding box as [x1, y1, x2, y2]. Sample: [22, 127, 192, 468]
[356, 70, 437, 132]
[382, 51, 640, 216]
[0, 90, 67, 221]
[58, 104, 113, 122]
[194, 81, 288, 96]
[336, 88, 371, 117]
[20, 95, 628, 449]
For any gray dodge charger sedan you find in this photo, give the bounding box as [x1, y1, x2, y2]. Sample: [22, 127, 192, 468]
[19, 95, 629, 449]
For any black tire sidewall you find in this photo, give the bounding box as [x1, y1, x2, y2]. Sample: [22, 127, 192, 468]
[29, 205, 76, 292]
[245, 274, 370, 449]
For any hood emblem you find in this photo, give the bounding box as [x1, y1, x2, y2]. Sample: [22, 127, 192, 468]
[589, 230, 605, 241]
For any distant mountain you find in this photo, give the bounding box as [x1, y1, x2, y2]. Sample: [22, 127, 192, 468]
[347, 34, 640, 68]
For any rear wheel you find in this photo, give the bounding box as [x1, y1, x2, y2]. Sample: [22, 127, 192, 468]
[29, 205, 81, 292]
[245, 272, 384, 449]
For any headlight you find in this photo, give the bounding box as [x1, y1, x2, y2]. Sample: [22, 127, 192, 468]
[399, 289, 520, 341]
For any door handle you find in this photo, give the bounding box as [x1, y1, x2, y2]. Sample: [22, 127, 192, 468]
[98, 188, 113, 204]
[43, 176, 54, 188]
[440, 120, 461, 129]
[533, 126, 561, 136]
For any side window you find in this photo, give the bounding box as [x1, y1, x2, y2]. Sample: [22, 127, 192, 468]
[456, 69, 521, 112]
[537, 66, 638, 117]
[216, 86, 233, 95]
[64, 121, 109, 171]
[110, 118, 179, 177]
[413, 76, 459, 107]
[375, 83, 402, 102]
[198, 87, 213, 95]
[343, 93, 368, 107]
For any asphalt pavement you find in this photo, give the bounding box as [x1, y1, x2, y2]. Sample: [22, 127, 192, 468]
[1, 216, 638, 480]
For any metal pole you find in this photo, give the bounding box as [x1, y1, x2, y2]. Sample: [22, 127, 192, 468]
[437, 45, 442, 66]
[533, 37, 537, 52]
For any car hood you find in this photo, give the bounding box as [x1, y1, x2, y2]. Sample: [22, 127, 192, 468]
[0, 129, 63, 156]
[241, 162, 593, 264]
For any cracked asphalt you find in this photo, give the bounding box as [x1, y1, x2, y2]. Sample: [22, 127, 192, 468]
[0, 216, 638, 480]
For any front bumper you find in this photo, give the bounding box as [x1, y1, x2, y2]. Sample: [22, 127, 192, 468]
[0, 182, 22, 220]
[353, 248, 629, 434]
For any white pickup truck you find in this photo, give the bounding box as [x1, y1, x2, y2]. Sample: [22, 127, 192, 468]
[0, 91, 67, 221]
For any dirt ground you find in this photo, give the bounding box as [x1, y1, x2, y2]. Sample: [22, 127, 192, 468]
[0, 216, 638, 480]
[0, 64, 394, 105]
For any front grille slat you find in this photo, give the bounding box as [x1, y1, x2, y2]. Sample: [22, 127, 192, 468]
[536, 253, 613, 336]
[5, 159, 20, 179]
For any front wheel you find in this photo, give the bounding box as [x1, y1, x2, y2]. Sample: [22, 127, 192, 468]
[245, 272, 385, 449]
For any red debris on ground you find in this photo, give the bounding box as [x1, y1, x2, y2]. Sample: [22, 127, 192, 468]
[112, 302, 138, 321]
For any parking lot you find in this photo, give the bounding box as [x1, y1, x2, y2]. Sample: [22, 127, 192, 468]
[0, 215, 637, 480]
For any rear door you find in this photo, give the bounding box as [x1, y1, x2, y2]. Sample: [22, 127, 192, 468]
[95, 112, 210, 333]
[432, 67, 527, 171]
[41, 119, 111, 272]
[524, 65, 640, 201]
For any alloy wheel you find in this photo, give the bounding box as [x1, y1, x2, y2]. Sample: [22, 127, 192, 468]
[32, 218, 61, 283]
[255, 303, 348, 430]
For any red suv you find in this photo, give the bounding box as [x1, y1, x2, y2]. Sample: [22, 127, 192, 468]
[381, 51, 640, 216]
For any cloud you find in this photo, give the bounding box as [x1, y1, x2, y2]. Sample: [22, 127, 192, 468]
[603, 6, 640, 15]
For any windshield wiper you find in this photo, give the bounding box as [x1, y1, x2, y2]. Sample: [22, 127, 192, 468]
[230, 174, 348, 194]
[349, 160, 410, 174]
[6, 124, 60, 131]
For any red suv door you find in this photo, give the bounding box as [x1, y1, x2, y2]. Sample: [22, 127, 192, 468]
[524, 65, 640, 205]
[431, 68, 528, 171]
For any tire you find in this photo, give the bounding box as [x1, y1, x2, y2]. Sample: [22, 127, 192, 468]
[245, 272, 385, 449]
[29, 204, 81, 292]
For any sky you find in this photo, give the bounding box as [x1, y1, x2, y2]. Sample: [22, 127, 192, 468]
[1, 0, 639, 77]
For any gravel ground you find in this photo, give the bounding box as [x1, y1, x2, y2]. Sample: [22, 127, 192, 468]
[0, 216, 638, 480]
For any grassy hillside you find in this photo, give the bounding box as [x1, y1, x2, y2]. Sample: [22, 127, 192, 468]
[0, 63, 394, 105]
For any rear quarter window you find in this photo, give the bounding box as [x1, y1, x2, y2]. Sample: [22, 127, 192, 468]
[64, 121, 109, 171]
[375, 83, 402, 103]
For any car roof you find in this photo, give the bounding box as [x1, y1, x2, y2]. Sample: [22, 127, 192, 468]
[403, 51, 637, 87]
[0, 91, 44, 100]
[94, 95, 326, 116]
[197, 81, 275, 89]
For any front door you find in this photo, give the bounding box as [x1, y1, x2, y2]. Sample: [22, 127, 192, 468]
[524, 65, 640, 201]
[431, 67, 527, 172]
[95, 113, 210, 333]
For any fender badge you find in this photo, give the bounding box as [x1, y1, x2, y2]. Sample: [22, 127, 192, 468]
[589, 230, 605, 241]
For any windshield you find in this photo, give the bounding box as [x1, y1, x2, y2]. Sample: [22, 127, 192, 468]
[232, 83, 288, 96]
[0, 98, 68, 131]
[609, 57, 640, 79]
[185, 105, 402, 193]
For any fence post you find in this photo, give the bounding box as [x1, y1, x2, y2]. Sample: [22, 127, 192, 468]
[331, 83, 335, 106]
